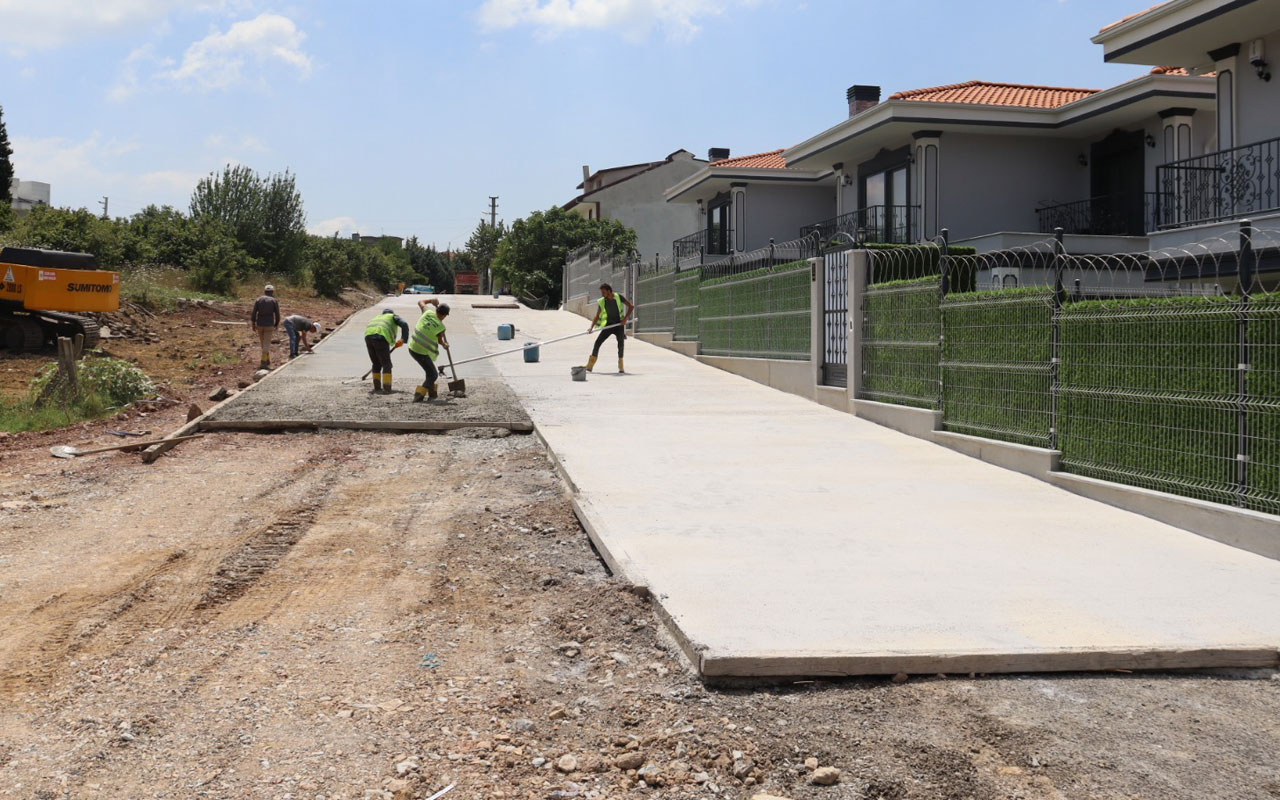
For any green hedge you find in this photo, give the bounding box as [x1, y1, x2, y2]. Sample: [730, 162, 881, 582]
[860, 276, 941, 408]
[636, 270, 676, 332]
[698, 264, 810, 359]
[941, 288, 1054, 446]
[1246, 294, 1280, 514]
[673, 270, 701, 342]
[1058, 295, 1242, 506]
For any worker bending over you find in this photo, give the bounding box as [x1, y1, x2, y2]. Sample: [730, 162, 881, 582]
[282, 314, 321, 359]
[408, 297, 450, 402]
[363, 308, 409, 394]
[584, 282, 634, 373]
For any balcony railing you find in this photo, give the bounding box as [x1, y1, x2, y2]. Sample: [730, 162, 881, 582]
[672, 227, 733, 263]
[1035, 192, 1160, 236]
[799, 205, 920, 244]
[1155, 135, 1280, 229]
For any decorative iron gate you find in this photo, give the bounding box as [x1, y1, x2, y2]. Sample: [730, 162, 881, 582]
[822, 249, 849, 387]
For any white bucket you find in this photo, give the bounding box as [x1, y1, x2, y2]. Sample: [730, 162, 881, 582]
[570, 366, 587, 382]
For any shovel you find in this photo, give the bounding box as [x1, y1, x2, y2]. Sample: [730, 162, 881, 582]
[442, 346, 466, 397]
[353, 341, 403, 383]
[51, 434, 204, 459]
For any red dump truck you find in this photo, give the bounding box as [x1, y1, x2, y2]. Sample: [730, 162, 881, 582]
[453, 270, 480, 294]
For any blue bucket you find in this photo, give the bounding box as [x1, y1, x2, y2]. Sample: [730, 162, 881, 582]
[523, 342, 540, 363]
[497, 323, 514, 340]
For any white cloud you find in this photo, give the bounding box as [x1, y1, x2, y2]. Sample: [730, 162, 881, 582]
[476, 0, 757, 40]
[19, 66, 36, 79]
[139, 169, 205, 195]
[108, 44, 166, 101]
[308, 216, 361, 238]
[0, 0, 228, 51]
[10, 134, 201, 213]
[168, 13, 312, 90]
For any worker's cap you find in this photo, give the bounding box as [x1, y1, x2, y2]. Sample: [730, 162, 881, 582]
[382, 308, 395, 315]
[312, 322, 322, 334]
[264, 284, 275, 293]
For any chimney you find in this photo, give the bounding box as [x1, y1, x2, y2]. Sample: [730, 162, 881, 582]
[848, 85, 881, 117]
[708, 147, 731, 162]
[582, 165, 591, 183]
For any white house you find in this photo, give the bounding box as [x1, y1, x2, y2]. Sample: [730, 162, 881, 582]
[9, 179, 50, 216]
[563, 150, 707, 262]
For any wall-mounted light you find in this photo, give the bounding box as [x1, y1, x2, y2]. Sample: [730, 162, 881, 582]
[841, 174, 854, 186]
[1250, 38, 1271, 81]
[1077, 153, 1089, 167]
[1145, 133, 1157, 148]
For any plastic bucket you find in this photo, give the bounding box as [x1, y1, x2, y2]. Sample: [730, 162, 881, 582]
[523, 342, 540, 363]
[570, 366, 587, 382]
[497, 323, 514, 340]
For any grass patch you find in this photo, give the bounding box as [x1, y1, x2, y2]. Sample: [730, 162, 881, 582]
[121, 265, 230, 311]
[0, 356, 154, 433]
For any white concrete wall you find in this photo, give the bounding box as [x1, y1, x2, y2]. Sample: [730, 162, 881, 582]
[937, 133, 1087, 240]
[10, 179, 50, 214]
[1237, 29, 1280, 147]
[741, 185, 834, 251]
[591, 154, 705, 260]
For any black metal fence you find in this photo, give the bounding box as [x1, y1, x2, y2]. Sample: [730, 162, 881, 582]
[1035, 193, 1161, 237]
[1155, 135, 1280, 229]
[800, 205, 920, 244]
[857, 224, 1280, 515]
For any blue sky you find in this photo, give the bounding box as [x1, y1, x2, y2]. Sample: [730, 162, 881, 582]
[0, 0, 1152, 249]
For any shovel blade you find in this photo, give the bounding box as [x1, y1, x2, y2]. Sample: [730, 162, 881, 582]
[50, 445, 81, 459]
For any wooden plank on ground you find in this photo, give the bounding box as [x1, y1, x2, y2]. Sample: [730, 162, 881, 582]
[196, 419, 534, 433]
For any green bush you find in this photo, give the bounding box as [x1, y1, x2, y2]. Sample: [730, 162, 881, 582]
[860, 276, 940, 408]
[940, 287, 1054, 446]
[698, 263, 810, 359]
[1058, 294, 1240, 506]
[635, 271, 676, 332]
[673, 269, 701, 342]
[3, 356, 155, 432]
[1245, 293, 1280, 513]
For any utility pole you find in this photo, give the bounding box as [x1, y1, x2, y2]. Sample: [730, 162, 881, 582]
[484, 196, 499, 294]
[98, 197, 108, 219]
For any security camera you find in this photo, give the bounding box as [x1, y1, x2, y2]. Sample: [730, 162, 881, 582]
[1249, 39, 1271, 81]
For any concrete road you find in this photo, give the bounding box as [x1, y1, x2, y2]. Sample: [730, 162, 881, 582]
[463, 300, 1280, 678]
[254, 293, 1280, 678]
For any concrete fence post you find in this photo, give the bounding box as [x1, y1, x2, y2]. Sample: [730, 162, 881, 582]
[847, 249, 869, 406]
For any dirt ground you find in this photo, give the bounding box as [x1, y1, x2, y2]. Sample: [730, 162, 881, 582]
[207, 378, 530, 425]
[1, 423, 1278, 800]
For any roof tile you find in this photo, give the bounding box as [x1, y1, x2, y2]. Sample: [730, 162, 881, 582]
[887, 80, 1099, 109]
[710, 149, 787, 169]
[1099, 1, 1173, 34]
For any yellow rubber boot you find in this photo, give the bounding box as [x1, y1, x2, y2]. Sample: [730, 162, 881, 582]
[259, 352, 270, 370]
[371, 372, 383, 392]
[618, 358, 625, 374]
[382, 373, 392, 393]
[413, 385, 427, 403]
[428, 382, 438, 400]
[584, 355, 597, 372]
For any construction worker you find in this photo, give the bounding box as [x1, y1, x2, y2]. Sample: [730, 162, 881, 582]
[407, 297, 450, 402]
[250, 284, 280, 370]
[363, 308, 409, 394]
[282, 314, 321, 358]
[584, 282, 634, 373]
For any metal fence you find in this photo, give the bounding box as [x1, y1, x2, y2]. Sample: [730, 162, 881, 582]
[698, 262, 811, 360]
[635, 268, 676, 333]
[674, 269, 701, 342]
[563, 246, 639, 311]
[697, 235, 821, 281]
[859, 245, 943, 409]
[940, 244, 1056, 447]
[856, 224, 1280, 515]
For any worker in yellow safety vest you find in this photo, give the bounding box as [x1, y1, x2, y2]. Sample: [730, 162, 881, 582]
[583, 282, 634, 373]
[407, 298, 451, 401]
[363, 308, 410, 394]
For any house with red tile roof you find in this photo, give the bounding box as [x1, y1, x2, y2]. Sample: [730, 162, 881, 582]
[661, 147, 835, 265]
[783, 70, 1215, 251]
[1093, 0, 1280, 244]
[562, 149, 707, 261]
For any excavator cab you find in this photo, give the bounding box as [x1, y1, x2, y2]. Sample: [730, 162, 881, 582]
[0, 247, 120, 352]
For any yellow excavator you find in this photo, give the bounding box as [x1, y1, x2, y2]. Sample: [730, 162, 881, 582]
[0, 247, 120, 352]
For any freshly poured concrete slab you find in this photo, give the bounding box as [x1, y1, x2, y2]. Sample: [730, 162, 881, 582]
[211, 294, 525, 427]
[463, 302, 1280, 678]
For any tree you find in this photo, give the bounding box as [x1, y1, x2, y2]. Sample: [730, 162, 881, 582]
[405, 236, 453, 288]
[492, 206, 636, 304]
[190, 164, 307, 276]
[0, 105, 13, 206]
[466, 219, 506, 291]
[259, 170, 307, 278]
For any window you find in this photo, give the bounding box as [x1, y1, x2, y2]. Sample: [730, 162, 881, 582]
[859, 149, 911, 243]
[707, 193, 731, 255]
